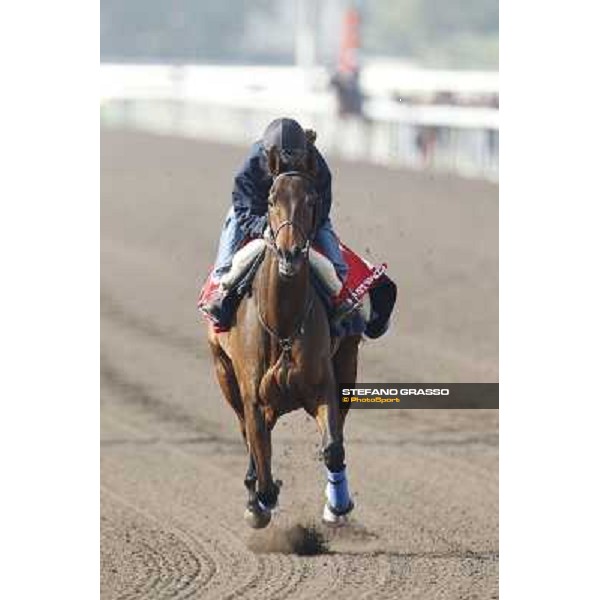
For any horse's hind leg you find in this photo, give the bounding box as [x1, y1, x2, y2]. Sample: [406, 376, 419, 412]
[332, 334, 361, 426]
[320, 335, 360, 524]
[313, 380, 354, 525]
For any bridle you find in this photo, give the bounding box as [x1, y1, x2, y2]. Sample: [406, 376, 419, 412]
[266, 219, 310, 258]
[264, 170, 317, 258]
[256, 170, 319, 388]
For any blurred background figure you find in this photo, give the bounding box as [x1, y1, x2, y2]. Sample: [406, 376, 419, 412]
[330, 4, 364, 118]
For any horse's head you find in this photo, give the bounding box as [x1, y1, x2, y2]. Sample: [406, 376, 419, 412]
[266, 147, 320, 279]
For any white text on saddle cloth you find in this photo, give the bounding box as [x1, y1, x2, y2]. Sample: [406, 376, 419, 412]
[339, 243, 387, 301]
[351, 263, 387, 300]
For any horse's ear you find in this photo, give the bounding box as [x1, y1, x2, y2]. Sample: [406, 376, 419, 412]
[267, 146, 280, 176]
[305, 129, 317, 145]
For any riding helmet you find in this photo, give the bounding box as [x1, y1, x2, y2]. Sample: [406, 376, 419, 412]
[262, 118, 307, 167]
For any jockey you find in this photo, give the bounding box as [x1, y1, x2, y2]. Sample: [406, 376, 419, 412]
[202, 117, 357, 323]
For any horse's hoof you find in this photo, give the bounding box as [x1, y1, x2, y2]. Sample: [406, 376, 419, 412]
[322, 502, 353, 527]
[244, 506, 272, 529]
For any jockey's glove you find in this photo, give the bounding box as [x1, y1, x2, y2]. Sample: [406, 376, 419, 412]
[249, 215, 267, 239]
[332, 296, 360, 326]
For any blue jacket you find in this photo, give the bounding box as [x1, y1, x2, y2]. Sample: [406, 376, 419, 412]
[232, 141, 332, 238]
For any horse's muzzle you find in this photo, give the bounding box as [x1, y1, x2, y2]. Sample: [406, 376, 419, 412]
[277, 246, 305, 279]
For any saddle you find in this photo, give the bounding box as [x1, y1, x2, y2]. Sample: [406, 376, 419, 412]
[198, 243, 396, 339]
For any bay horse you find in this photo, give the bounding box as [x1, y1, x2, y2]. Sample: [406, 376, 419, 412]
[207, 145, 360, 528]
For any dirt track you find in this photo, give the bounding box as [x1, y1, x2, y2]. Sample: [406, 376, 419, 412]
[101, 130, 499, 599]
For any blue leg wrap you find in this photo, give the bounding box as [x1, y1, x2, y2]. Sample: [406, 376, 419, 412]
[326, 467, 352, 514]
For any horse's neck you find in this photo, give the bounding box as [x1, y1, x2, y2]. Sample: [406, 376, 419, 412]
[258, 254, 309, 337]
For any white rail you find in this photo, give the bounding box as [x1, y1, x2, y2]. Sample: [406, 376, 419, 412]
[100, 64, 498, 181]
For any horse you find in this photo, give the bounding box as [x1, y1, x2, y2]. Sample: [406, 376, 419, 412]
[207, 145, 360, 528]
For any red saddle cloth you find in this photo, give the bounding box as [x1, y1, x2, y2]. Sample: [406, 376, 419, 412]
[337, 242, 387, 302]
[197, 272, 225, 331]
[198, 274, 218, 309]
[197, 242, 387, 332]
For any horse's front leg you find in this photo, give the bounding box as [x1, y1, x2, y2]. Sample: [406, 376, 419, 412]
[244, 454, 257, 506]
[243, 401, 279, 528]
[315, 383, 354, 525]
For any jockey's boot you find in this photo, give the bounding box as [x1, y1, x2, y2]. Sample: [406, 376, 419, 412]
[200, 287, 226, 323]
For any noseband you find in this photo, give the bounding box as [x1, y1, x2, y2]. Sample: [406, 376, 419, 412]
[267, 219, 310, 258]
